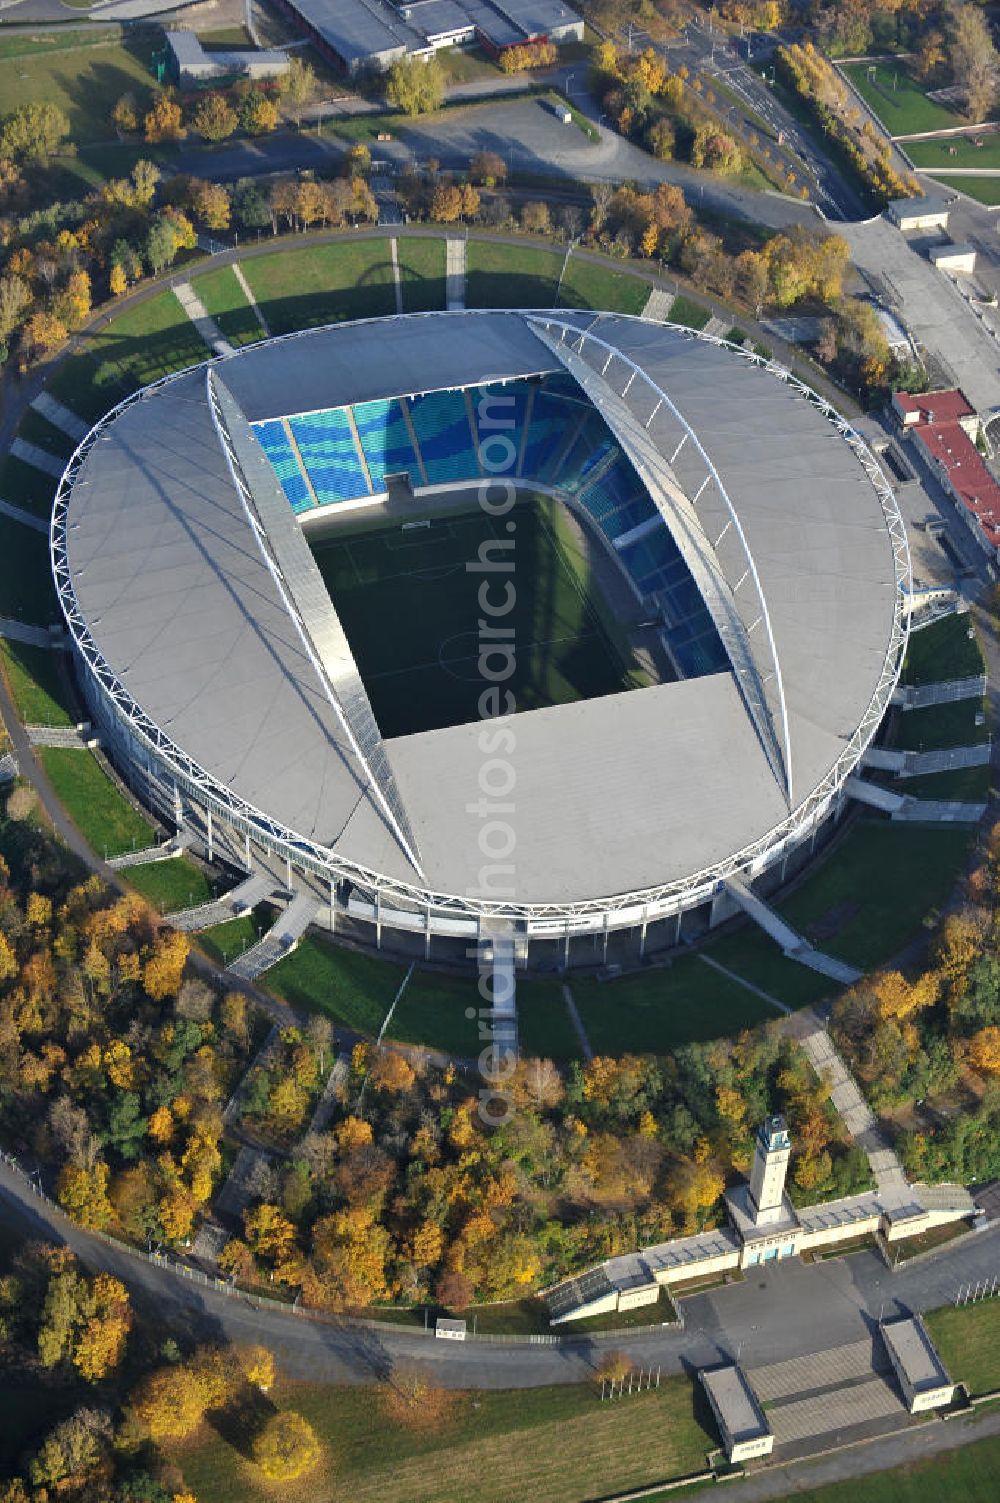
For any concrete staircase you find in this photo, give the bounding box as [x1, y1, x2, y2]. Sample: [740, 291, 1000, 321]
[168, 870, 275, 932]
[724, 875, 863, 986]
[225, 891, 321, 981]
[641, 288, 674, 321]
[893, 675, 986, 708]
[844, 774, 908, 814]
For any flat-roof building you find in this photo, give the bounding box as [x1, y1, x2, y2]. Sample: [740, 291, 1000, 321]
[701, 1365, 774, 1464]
[893, 388, 1000, 559]
[881, 1316, 955, 1412]
[165, 30, 291, 87]
[273, 0, 582, 73]
[887, 195, 951, 232]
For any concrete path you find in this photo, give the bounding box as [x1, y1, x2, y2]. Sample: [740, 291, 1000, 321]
[303, 1052, 350, 1139]
[9, 437, 63, 479]
[892, 798, 988, 823]
[641, 287, 675, 321]
[25, 724, 87, 748]
[562, 983, 593, 1061]
[232, 262, 270, 337]
[172, 281, 234, 358]
[30, 390, 88, 443]
[108, 838, 187, 870]
[0, 498, 49, 534]
[445, 237, 466, 311]
[865, 743, 991, 775]
[792, 1009, 911, 1207]
[845, 773, 908, 814]
[390, 236, 403, 315]
[724, 874, 863, 986]
[168, 869, 276, 932]
[227, 891, 321, 981]
[0, 617, 57, 648]
[698, 952, 791, 1016]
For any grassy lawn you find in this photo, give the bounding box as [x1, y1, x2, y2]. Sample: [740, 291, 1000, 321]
[907, 135, 1000, 170]
[518, 979, 581, 1059]
[264, 935, 406, 1033]
[37, 747, 154, 858]
[0, 518, 57, 625]
[172, 1373, 715, 1503]
[241, 240, 397, 336]
[895, 697, 989, 752]
[931, 174, 1000, 206]
[191, 265, 265, 347]
[125, 855, 216, 914]
[925, 1299, 1000, 1394]
[387, 968, 484, 1057]
[704, 926, 834, 1009]
[466, 239, 561, 308]
[556, 255, 649, 314]
[903, 614, 984, 685]
[47, 290, 211, 422]
[0, 452, 57, 518]
[0, 640, 73, 726]
[841, 62, 959, 135]
[669, 294, 712, 330]
[16, 407, 74, 461]
[898, 764, 992, 802]
[776, 818, 973, 971]
[196, 911, 268, 967]
[0, 36, 156, 146]
[397, 236, 447, 313]
[571, 953, 777, 1056]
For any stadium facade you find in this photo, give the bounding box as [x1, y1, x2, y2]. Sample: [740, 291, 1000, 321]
[52, 311, 909, 969]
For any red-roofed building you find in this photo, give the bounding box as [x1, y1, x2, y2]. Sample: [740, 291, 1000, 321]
[893, 388, 1000, 559]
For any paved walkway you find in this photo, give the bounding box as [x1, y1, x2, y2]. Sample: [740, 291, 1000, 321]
[0, 498, 48, 533]
[562, 983, 593, 1061]
[641, 287, 675, 321]
[9, 437, 63, 479]
[893, 798, 988, 823]
[0, 617, 57, 648]
[698, 952, 790, 1016]
[30, 391, 88, 443]
[445, 237, 466, 310]
[232, 262, 270, 337]
[227, 891, 321, 981]
[172, 281, 233, 358]
[724, 874, 863, 986]
[25, 724, 86, 748]
[894, 674, 987, 708]
[390, 236, 403, 315]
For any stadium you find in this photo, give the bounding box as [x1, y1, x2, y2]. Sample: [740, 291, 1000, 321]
[51, 309, 909, 969]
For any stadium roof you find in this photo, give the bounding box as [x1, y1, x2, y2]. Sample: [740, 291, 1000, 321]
[60, 311, 905, 913]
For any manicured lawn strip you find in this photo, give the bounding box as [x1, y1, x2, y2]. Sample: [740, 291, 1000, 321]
[0, 519, 57, 625]
[556, 256, 649, 314]
[0, 453, 57, 517]
[776, 819, 973, 971]
[125, 856, 216, 914]
[932, 174, 1000, 206]
[762, 1427, 1000, 1503]
[704, 927, 833, 1010]
[387, 968, 482, 1056]
[908, 135, 1000, 170]
[16, 407, 75, 460]
[0, 640, 73, 726]
[37, 747, 154, 858]
[572, 953, 775, 1056]
[172, 1373, 715, 1503]
[265, 935, 406, 1034]
[897, 764, 992, 802]
[191, 265, 265, 347]
[196, 911, 268, 967]
[241, 240, 397, 335]
[841, 62, 959, 136]
[669, 294, 711, 329]
[466, 239, 561, 308]
[895, 698, 989, 751]
[903, 614, 984, 685]
[0, 29, 119, 61]
[925, 1300, 1000, 1394]
[397, 236, 447, 312]
[47, 291, 211, 420]
[0, 38, 156, 145]
[517, 979, 581, 1059]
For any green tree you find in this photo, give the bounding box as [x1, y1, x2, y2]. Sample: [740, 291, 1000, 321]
[386, 54, 445, 116]
[193, 92, 238, 143]
[0, 102, 70, 162]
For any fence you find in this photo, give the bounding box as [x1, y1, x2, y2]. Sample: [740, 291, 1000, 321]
[0, 1148, 682, 1348]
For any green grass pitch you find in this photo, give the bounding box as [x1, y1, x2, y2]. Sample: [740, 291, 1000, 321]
[309, 498, 639, 738]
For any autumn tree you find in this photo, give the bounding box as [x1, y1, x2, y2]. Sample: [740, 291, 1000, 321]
[193, 92, 238, 143]
[132, 1363, 209, 1441]
[144, 92, 187, 144]
[21, 310, 67, 364]
[239, 88, 279, 135]
[381, 1364, 457, 1433]
[277, 56, 318, 125]
[947, 3, 1000, 122]
[386, 54, 445, 116]
[253, 1411, 322, 1481]
[112, 93, 139, 134]
[470, 150, 507, 187]
[0, 102, 71, 163]
[143, 929, 190, 1000]
[191, 179, 231, 232]
[521, 200, 551, 234]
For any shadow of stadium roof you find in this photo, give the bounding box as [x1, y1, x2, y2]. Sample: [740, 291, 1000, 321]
[63, 312, 900, 909]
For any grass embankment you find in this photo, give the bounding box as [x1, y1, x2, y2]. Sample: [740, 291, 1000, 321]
[265, 936, 406, 1034]
[0, 452, 57, 518]
[925, 1299, 1000, 1396]
[669, 294, 712, 329]
[466, 239, 561, 307]
[902, 614, 984, 686]
[0, 520, 57, 625]
[172, 1374, 715, 1503]
[0, 641, 73, 726]
[932, 175, 1000, 206]
[397, 236, 447, 313]
[240, 241, 397, 336]
[196, 909, 270, 967]
[191, 265, 265, 347]
[126, 856, 216, 914]
[37, 748, 154, 859]
[47, 290, 211, 423]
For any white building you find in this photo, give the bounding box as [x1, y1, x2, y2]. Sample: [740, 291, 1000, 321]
[881, 1316, 955, 1412]
[700, 1364, 774, 1464]
[887, 195, 951, 232]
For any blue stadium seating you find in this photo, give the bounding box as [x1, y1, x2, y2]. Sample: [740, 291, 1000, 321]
[408, 390, 479, 485]
[287, 409, 369, 506]
[352, 398, 422, 490]
[619, 527, 728, 676]
[252, 419, 313, 514]
[472, 381, 529, 447]
[520, 390, 572, 478]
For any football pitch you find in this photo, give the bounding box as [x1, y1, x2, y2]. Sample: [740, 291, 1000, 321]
[309, 499, 639, 738]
